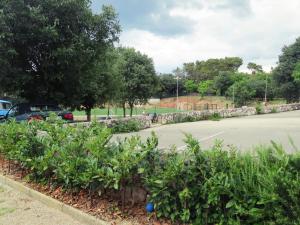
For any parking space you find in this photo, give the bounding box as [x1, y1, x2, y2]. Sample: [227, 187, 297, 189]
[113, 110, 300, 152]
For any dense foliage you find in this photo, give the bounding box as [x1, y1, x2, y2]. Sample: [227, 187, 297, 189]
[0, 0, 120, 120]
[115, 47, 159, 117]
[273, 37, 300, 102]
[111, 119, 142, 133]
[1, 120, 300, 224]
[146, 136, 300, 224]
[156, 74, 186, 98]
[183, 57, 243, 82]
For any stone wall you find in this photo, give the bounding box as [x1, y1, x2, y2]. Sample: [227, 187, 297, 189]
[157, 103, 300, 125]
[101, 116, 152, 130]
[262, 103, 300, 114]
[72, 115, 152, 130]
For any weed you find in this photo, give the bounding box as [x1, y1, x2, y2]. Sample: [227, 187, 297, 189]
[0, 207, 15, 216]
[256, 103, 263, 114]
[209, 112, 222, 121]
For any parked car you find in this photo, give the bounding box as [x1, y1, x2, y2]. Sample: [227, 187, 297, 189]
[0, 103, 73, 122]
[0, 100, 12, 117]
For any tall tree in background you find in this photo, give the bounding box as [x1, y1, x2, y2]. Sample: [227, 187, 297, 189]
[198, 80, 214, 98]
[184, 80, 198, 94]
[214, 71, 234, 96]
[292, 62, 300, 82]
[117, 47, 158, 117]
[247, 62, 263, 74]
[0, 0, 120, 120]
[273, 38, 300, 102]
[156, 74, 185, 98]
[183, 57, 243, 82]
[226, 80, 256, 107]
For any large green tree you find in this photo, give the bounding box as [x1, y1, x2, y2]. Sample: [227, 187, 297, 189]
[0, 0, 120, 120]
[198, 80, 214, 98]
[226, 79, 256, 107]
[273, 38, 300, 102]
[247, 62, 263, 74]
[214, 71, 234, 96]
[184, 79, 198, 93]
[117, 47, 158, 117]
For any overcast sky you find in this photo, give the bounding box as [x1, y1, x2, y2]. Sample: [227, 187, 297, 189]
[91, 0, 300, 73]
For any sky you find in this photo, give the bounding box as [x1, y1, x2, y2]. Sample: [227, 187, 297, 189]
[91, 0, 300, 74]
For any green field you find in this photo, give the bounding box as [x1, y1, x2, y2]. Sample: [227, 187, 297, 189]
[73, 107, 184, 117]
[73, 97, 287, 117]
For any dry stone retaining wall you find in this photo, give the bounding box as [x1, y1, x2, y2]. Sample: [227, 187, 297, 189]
[101, 116, 152, 130]
[157, 103, 300, 125]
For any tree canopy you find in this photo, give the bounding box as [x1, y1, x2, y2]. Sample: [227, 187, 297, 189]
[116, 47, 158, 117]
[156, 74, 185, 98]
[273, 38, 300, 102]
[247, 62, 263, 74]
[0, 0, 120, 120]
[183, 57, 243, 82]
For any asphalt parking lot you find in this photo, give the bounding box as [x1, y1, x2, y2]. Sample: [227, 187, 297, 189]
[113, 110, 300, 152]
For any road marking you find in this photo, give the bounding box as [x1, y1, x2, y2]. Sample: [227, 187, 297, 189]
[178, 131, 225, 151]
[199, 131, 225, 142]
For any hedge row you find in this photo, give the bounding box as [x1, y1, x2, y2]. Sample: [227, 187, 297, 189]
[0, 117, 300, 224]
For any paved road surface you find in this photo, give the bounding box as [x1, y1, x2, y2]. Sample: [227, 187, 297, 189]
[0, 183, 85, 225]
[113, 110, 300, 152]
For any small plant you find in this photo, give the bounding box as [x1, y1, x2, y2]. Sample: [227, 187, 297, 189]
[209, 112, 221, 121]
[171, 114, 199, 124]
[271, 107, 277, 113]
[111, 119, 142, 133]
[255, 103, 263, 114]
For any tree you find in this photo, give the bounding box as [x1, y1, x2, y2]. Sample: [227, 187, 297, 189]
[117, 47, 158, 117]
[184, 80, 198, 93]
[173, 67, 185, 78]
[226, 80, 256, 107]
[156, 74, 185, 98]
[198, 80, 214, 98]
[214, 71, 234, 96]
[292, 61, 300, 81]
[0, 0, 120, 121]
[183, 57, 243, 82]
[247, 62, 263, 74]
[273, 38, 300, 102]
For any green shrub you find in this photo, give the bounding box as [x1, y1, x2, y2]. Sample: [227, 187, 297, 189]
[255, 103, 263, 114]
[111, 119, 142, 133]
[169, 114, 199, 124]
[209, 112, 222, 121]
[1, 120, 300, 224]
[145, 137, 300, 224]
[271, 107, 277, 113]
[0, 119, 159, 205]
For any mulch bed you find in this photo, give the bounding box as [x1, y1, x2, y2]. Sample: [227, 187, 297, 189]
[0, 156, 176, 225]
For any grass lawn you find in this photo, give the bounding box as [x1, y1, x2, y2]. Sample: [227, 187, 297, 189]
[73, 107, 184, 117]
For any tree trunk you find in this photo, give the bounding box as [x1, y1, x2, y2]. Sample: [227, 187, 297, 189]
[129, 103, 134, 117]
[86, 108, 91, 122]
[107, 105, 110, 118]
[123, 103, 126, 118]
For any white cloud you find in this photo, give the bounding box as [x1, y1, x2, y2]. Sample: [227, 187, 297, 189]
[118, 0, 300, 73]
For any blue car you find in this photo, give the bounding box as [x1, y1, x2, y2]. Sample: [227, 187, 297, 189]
[0, 100, 12, 117]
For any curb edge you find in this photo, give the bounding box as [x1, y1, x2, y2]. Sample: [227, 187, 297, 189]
[0, 174, 110, 225]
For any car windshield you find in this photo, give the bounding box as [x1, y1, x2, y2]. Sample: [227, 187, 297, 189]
[29, 105, 61, 112]
[0, 102, 12, 110]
